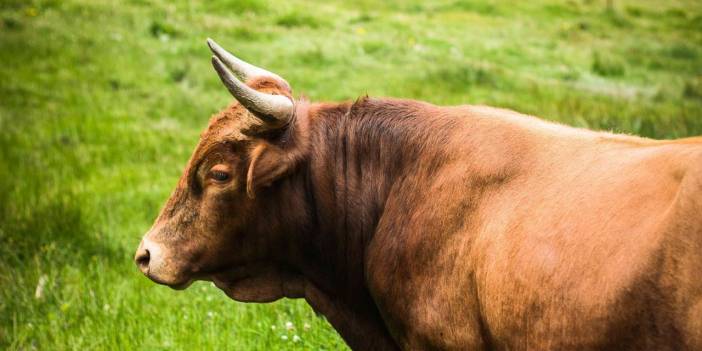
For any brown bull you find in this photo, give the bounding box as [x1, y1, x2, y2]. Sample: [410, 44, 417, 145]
[135, 39, 702, 350]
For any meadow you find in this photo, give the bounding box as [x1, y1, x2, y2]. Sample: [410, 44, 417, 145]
[1, 0, 701, 349]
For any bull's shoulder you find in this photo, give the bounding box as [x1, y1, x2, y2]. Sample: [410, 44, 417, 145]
[633, 140, 702, 183]
[663, 145, 702, 229]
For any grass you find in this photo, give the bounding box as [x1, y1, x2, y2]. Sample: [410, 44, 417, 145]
[1, 0, 701, 349]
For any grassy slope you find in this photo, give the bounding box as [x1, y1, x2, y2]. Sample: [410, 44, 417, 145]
[1, 0, 701, 349]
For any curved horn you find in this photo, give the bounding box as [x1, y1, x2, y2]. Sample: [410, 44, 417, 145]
[207, 38, 287, 84]
[211, 56, 293, 124]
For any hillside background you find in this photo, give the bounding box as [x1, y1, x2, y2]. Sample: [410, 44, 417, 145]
[1, 0, 701, 349]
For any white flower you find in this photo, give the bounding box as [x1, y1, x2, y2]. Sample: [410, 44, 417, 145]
[281, 335, 288, 341]
[207, 311, 214, 318]
[34, 275, 48, 299]
[303, 323, 311, 331]
[293, 335, 301, 343]
[285, 321, 294, 330]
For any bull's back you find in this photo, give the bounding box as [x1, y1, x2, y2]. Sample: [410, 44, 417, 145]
[473, 139, 702, 349]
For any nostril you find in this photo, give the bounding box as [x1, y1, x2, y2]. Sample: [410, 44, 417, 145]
[136, 248, 150, 271]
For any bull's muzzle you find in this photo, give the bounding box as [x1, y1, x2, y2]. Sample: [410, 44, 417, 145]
[134, 236, 193, 290]
[134, 237, 165, 278]
[134, 240, 151, 274]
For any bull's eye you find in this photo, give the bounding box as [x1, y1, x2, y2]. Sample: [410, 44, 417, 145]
[209, 169, 230, 182]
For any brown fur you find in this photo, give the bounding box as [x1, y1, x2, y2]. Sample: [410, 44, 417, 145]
[137, 76, 702, 350]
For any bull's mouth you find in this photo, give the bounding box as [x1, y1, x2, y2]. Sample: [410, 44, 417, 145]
[143, 271, 195, 290]
[144, 264, 240, 291]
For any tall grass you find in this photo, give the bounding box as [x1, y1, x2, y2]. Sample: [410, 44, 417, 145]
[1, 0, 701, 349]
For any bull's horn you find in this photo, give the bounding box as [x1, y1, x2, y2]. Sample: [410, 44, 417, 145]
[207, 38, 287, 84]
[211, 56, 293, 124]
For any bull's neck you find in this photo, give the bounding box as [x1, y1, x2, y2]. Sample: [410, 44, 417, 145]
[285, 97, 459, 299]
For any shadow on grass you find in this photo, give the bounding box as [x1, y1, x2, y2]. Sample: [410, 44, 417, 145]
[0, 190, 121, 269]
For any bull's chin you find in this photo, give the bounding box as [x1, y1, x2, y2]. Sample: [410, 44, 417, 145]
[146, 273, 194, 290]
[167, 280, 194, 290]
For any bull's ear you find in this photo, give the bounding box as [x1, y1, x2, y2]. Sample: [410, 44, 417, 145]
[246, 143, 297, 198]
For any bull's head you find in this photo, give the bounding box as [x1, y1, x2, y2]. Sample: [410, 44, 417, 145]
[134, 39, 306, 301]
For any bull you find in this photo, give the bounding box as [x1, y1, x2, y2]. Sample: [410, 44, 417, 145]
[135, 39, 702, 350]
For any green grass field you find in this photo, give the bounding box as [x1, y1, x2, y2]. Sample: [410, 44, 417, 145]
[1, 0, 701, 349]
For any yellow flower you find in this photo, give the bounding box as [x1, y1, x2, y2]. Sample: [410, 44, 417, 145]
[25, 7, 38, 17]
